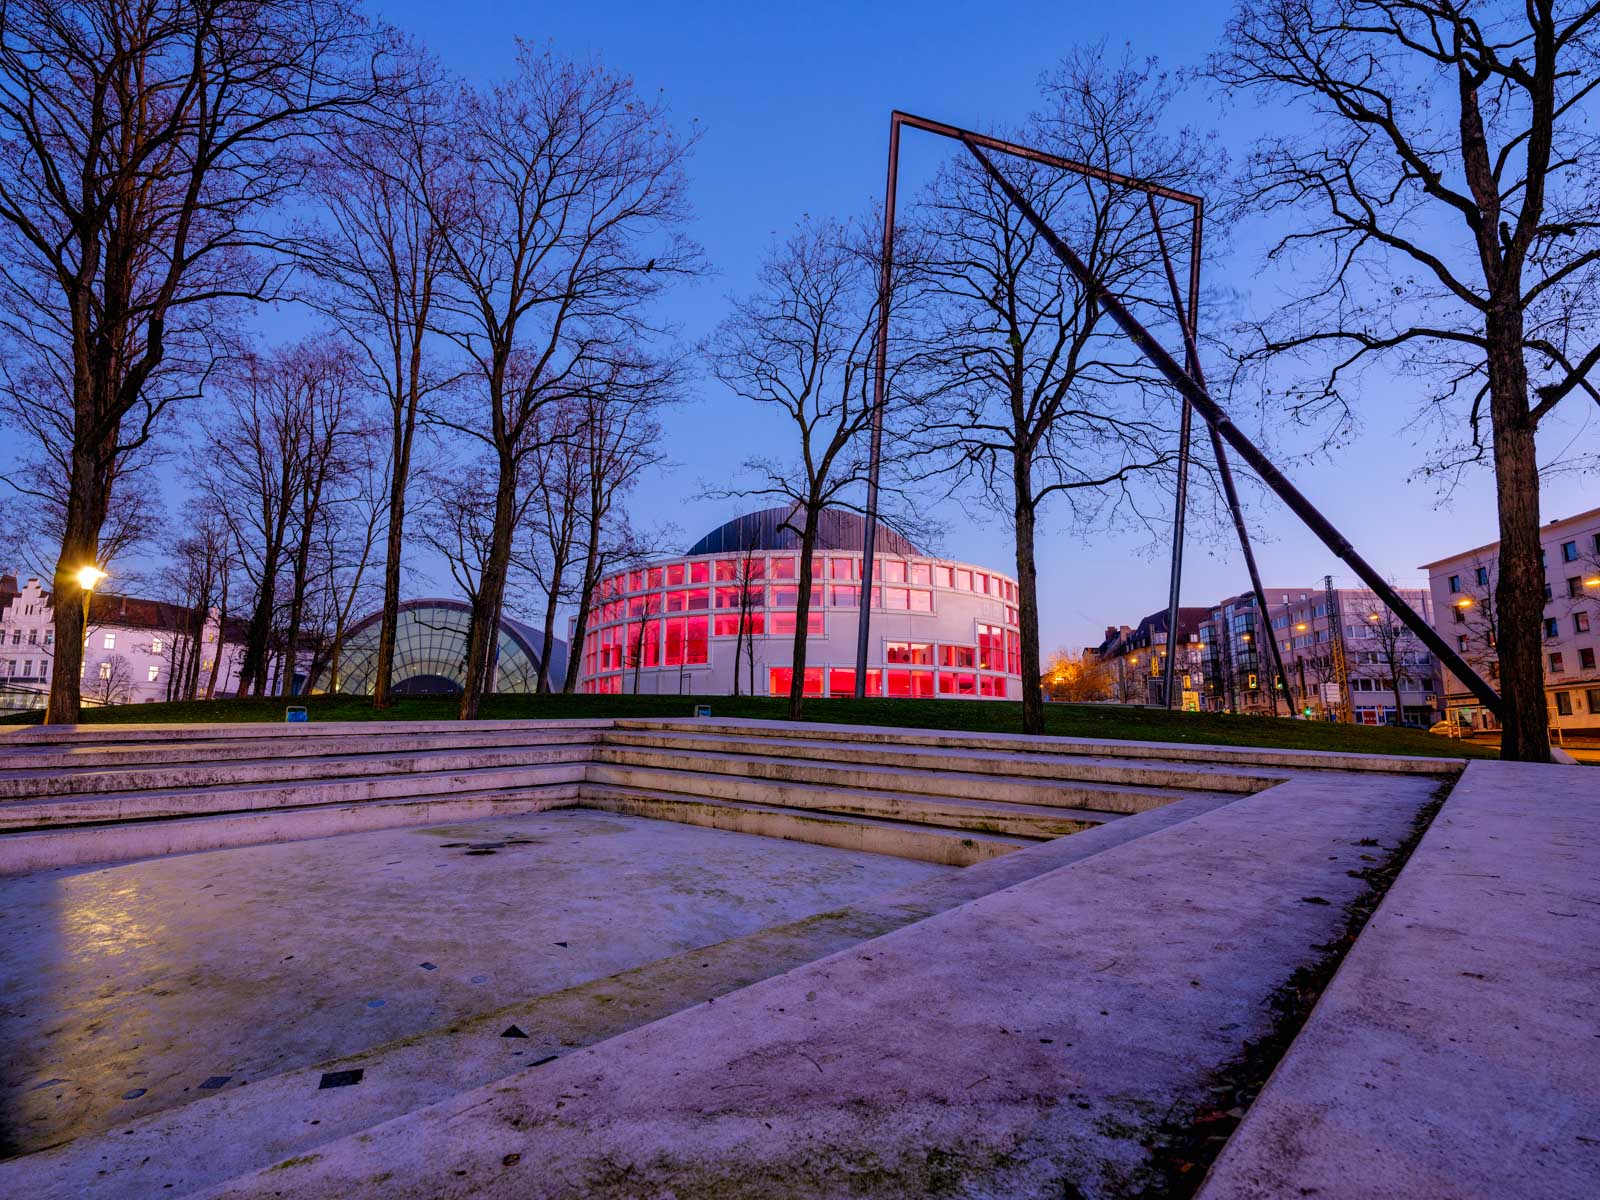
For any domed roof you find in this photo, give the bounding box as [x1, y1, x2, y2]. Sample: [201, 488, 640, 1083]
[686, 506, 922, 558]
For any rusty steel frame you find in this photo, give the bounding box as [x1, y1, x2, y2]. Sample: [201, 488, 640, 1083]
[857, 111, 1249, 713]
[855, 109, 1504, 721]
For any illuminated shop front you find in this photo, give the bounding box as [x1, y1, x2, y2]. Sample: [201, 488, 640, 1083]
[574, 507, 1021, 699]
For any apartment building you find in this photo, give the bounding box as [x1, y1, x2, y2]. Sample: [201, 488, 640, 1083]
[1421, 505, 1600, 732]
[1093, 608, 1211, 709]
[0, 576, 248, 713]
[1198, 585, 1442, 725]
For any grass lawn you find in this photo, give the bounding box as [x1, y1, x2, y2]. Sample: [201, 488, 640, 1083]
[0, 692, 1494, 759]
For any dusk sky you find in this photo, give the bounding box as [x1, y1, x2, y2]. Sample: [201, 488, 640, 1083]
[367, 0, 1594, 652]
[16, 0, 1598, 652]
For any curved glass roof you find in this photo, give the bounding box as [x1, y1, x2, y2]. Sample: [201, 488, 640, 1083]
[311, 600, 563, 696]
[685, 506, 921, 558]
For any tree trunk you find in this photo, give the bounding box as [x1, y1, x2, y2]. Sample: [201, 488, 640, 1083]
[788, 508, 820, 720]
[1013, 450, 1044, 736]
[537, 566, 563, 694]
[45, 443, 114, 724]
[562, 514, 603, 694]
[372, 383, 419, 708]
[459, 460, 518, 719]
[1484, 305, 1549, 761]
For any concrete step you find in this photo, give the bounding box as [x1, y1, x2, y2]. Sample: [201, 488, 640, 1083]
[590, 743, 1201, 815]
[601, 728, 1272, 793]
[577, 784, 1031, 867]
[0, 743, 593, 799]
[0, 727, 602, 772]
[0, 784, 584, 875]
[0, 761, 587, 832]
[614, 717, 1463, 775]
[582, 763, 1116, 839]
[0, 717, 612, 749]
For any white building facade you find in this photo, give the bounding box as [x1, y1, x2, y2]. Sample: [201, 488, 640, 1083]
[1421, 505, 1600, 732]
[575, 509, 1023, 700]
[0, 576, 249, 713]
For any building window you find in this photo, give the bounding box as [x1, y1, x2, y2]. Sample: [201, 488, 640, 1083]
[1568, 577, 1584, 598]
[941, 645, 976, 668]
[98, 662, 112, 679]
[883, 669, 934, 697]
[103, 632, 115, 650]
[1457, 635, 1468, 652]
[1581, 647, 1597, 671]
[885, 641, 933, 666]
[1545, 617, 1561, 638]
[1447, 574, 1460, 592]
[1454, 608, 1467, 624]
[938, 671, 978, 697]
[1587, 687, 1600, 713]
[827, 668, 879, 696]
[768, 667, 823, 697]
[1549, 652, 1565, 673]
[1544, 583, 1553, 602]
[1555, 691, 1573, 716]
[1475, 566, 1490, 585]
[148, 665, 160, 682]
[1561, 540, 1578, 562]
[152, 638, 163, 655]
[26, 629, 36, 644]
[1576, 612, 1591, 634]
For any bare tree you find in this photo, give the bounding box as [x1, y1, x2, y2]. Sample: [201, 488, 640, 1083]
[0, 0, 396, 722]
[1043, 649, 1112, 702]
[1209, 0, 1600, 760]
[297, 47, 456, 707]
[303, 419, 388, 694]
[425, 47, 698, 718]
[161, 504, 233, 701]
[523, 401, 588, 692]
[909, 50, 1206, 735]
[1352, 595, 1432, 725]
[85, 654, 133, 708]
[706, 215, 917, 720]
[561, 373, 673, 693]
[198, 340, 357, 696]
[729, 530, 763, 696]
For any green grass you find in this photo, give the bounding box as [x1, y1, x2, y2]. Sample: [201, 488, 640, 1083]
[0, 692, 1495, 759]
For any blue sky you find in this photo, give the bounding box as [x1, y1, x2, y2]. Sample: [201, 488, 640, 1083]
[24, 1, 1600, 653]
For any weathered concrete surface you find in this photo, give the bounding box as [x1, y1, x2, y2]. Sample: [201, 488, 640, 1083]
[0, 811, 946, 1158]
[184, 772, 1439, 1200]
[4, 793, 1235, 1200]
[616, 716, 1468, 774]
[1197, 760, 1600, 1200]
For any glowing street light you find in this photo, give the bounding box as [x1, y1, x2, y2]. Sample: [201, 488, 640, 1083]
[1295, 622, 1308, 631]
[77, 564, 107, 647]
[1585, 576, 1600, 589]
[1455, 597, 1474, 608]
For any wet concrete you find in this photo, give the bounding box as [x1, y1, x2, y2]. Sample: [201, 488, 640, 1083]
[0, 810, 947, 1156]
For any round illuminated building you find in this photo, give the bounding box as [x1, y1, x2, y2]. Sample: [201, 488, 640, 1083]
[574, 507, 1021, 699]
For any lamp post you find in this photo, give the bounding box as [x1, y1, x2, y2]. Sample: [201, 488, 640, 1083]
[76, 565, 107, 646]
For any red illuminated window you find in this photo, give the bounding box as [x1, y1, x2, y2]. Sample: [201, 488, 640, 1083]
[908, 589, 932, 612]
[768, 667, 824, 696]
[769, 556, 796, 580]
[662, 616, 709, 665]
[979, 675, 1005, 697]
[664, 588, 709, 613]
[941, 645, 976, 668]
[769, 610, 825, 637]
[884, 669, 934, 697]
[955, 568, 972, 591]
[885, 641, 933, 665]
[934, 565, 953, 588]
[884, 587, 910, 610]
[829, 585, 859, 607]
[712, 613, 764, 638]
[689, 561, 710, 584]
[977, 624, 1004, 671]
[908, 562, 931, 586]
[827, 668, 880, 696]
[666, 563, 685, 586]
[881, 559, 907, 584]
[828, 557, 856, 580]
[939, 671, 977, 696]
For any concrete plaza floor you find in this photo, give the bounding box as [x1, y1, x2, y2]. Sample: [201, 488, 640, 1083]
[0, 811, 947, 1156]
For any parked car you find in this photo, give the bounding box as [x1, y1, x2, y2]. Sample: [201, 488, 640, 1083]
[1428, 720, 1460, 737]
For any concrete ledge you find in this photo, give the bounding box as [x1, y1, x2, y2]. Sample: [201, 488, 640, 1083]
[620, 716, 1468, 775]
[1196, 759, 1600, 1200]
[187, 771, 1440, 1199]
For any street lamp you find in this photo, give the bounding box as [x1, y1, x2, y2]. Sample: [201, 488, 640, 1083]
[1585, 576, 1600, 589]
[77, 564, 107, 645]
[1455, 597, 1474, 608]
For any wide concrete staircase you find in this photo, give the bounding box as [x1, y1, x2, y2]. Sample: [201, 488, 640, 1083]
[0, 716, 1336, 873]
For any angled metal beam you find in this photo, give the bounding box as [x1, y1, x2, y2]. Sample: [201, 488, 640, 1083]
[959, 135, 1505, 719]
